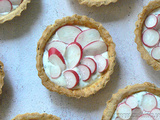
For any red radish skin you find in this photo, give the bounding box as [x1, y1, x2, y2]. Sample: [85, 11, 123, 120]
[138, 114, 154, 120]
[63, 70, 79, 89]
[126, 96, 138, 109]
[0, 0, 12, 13]
[151, 108, 160, 120]
[131, 107, 143, 120]
[145, 14, 158, 29]
[10, 0, 23, 5]
[50, 65, 61, 79]
[151, 46, 160, 60]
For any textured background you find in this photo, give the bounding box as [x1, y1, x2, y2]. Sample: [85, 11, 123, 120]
[0, 0, 160, 119]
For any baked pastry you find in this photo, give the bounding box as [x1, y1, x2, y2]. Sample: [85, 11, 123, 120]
[0, 0, 31, 24]
[102, 82, 160, 120]
[78, 0, 118, 7]
[135, 0, 160, 71]
[36, 14, 116, 98]
[0, 61, 4, 95]
[12, 113, 60, 120]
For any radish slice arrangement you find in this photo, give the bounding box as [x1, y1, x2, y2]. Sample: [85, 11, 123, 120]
[145, 14, 158, 29]
[126, 96, 138, 109]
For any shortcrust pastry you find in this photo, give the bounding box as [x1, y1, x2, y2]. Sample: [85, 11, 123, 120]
[0, 61, 4, 95]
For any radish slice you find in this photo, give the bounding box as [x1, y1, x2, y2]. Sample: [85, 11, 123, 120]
[138, 114, 154, 120]
[46, 40, 67, 56]
[63, 70, 79, 89]
[126, 96, 138, 109]
[57, 25, 82, 44]
[77, 64, 91, 81]
[117, 103, 132, 120]
[81, 57, 97, 74]
[10, 0, 22, 5]
[94, 55, 109, 73]
[141, 93, 157, 112]
[151, 46, 160, 60]
[48, 47, 66, 70]
[151, 108, 160, 120]
[142, 29, 160, 48]
[83, 41, 107, 56]
[131, 107, 143, 120]
[145, 14, 158, 29]
[50, 65, 61, 79]
[65, 42, 82, 69]
[115, 117, 123, 120]
[0, 0, 12, 13]
[75, 29, 100, 48]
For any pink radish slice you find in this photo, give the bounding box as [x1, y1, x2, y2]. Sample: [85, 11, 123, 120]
[46, 40, 67, 56]
[57, 25, 82, 44]
[142, 29, 160, 48]
[48, 47, 66, 70]
[141, 93, 157, 112]
[145, 14, 158, 29]
[94, 55, 109, 73]
[126, 96, 138, 109]
[50, 65, 61, 79]
[138, 114, 154, 120]
[0, 0, 12, 13]
[81, 57, 97, 74]
[78, 64, 91, 81]
[65, 42, 82, 69]
[75, 29, 100, 48]
[151, 46, 160, 60]
[151, 108, 160, 120]
[9, 0, 22, 5]
[63, 70, 79, 89]
[117, 103, 132, 120]
[131, 107, 143, 120]
[83, 41, 107, 56]
[115, 117, 123, 120]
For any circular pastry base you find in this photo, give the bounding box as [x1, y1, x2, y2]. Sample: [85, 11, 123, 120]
[0, 61, 4, 95]
[135, 0, 160, 71]
[36, 14, 116, 98]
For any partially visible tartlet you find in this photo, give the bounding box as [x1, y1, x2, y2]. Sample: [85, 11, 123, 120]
[0, 61, 4, 95]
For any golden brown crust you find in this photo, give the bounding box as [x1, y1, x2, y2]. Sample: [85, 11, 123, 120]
[0, 61, 4, 95]
[0, 0, 31, 24]
[12, 113, 60, 120]
[78, 0, 118, 7]
[36, 14, 116, 98]
[102, 82, 160, 120]
[134, 0, 160, 71]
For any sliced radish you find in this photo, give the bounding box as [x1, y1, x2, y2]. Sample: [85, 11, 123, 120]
[94, 55, 109, 73]
[131, 107, 143, 120]
[57, 25, 82, 44]
[141, 93, 157, 112]
[115, 117, 123, 120]
[63, 70, 79, 89]
[75, 29, 100, 48]
[142, 29, 160, 48]
[48, 47, 66, 70]
[0, 0, 12, 13]
[83, 41, 107, 56]
[65, 42, 82, 69]
[10, 0, 22, 5]
[81, 57, 97, 74]
[117, 103, 132, 120]
[138, 114, 154, 120]
[151, 46, 160, 60]
[126, 96, 138, 109]
[50, 65, 61, 79]
[46, 40, 67, 56]
[145, 14, 158, 29]
[151, 108, 160, 120]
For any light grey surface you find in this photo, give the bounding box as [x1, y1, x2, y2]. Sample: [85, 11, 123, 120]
[0, 0, 160, 120]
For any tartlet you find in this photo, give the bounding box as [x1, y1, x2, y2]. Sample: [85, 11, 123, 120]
[78, 0, 118, 7]
[0, 61, 4, 95]
[0, 0, 31, 24]
[12, 113, 60, 120]
[36, 14, 116, 98]
[102, 82, 160, 120]
[135, 0, 160, 71]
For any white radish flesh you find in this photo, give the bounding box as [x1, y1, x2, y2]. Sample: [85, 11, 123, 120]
[0, 0, 12, 13]
[151, 108, 160, 120]
[131, 107, 143, 120]
[10, 0, 22, 5]
[57, 25, 82, 44]
[126, 96, 138, 109]
[78, 64, 91, 81]
[50, 65, 61, 79]
[145, 14, 158, 29]
[138, 114, 154, 120]
[75, 29, 100, 48]
[151, 46, 160, 60]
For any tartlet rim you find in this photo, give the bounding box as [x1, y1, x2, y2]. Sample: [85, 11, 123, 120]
[0, 61, 4, 95]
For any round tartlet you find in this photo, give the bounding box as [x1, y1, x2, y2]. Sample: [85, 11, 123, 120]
[0, 61, 4, 95]
[36, 14, 116, 98]
[78, 0, 118, 7]
[102, 82, 160, 120]
[0, 0, 31, 24]
[12, 113, 60, 120]
[135, 0, 160, 71]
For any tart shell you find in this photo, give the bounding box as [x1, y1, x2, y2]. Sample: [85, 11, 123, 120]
[102, 82, 160, 120]
[36, 14, 116, 98]
[0, 0, 31, 24]
[134, 0, 160, 71]
[0, 61, 4, 95]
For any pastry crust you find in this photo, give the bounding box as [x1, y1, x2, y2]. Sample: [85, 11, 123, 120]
[78, 0, 118, 7]
[102, 82, 160, 120]
[12, 113, 60, 120]
[0, 61, 4, 95]
[36, 14, 116, 98]
[0, 0, 31, 24]
[135, 0, 160, 71]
